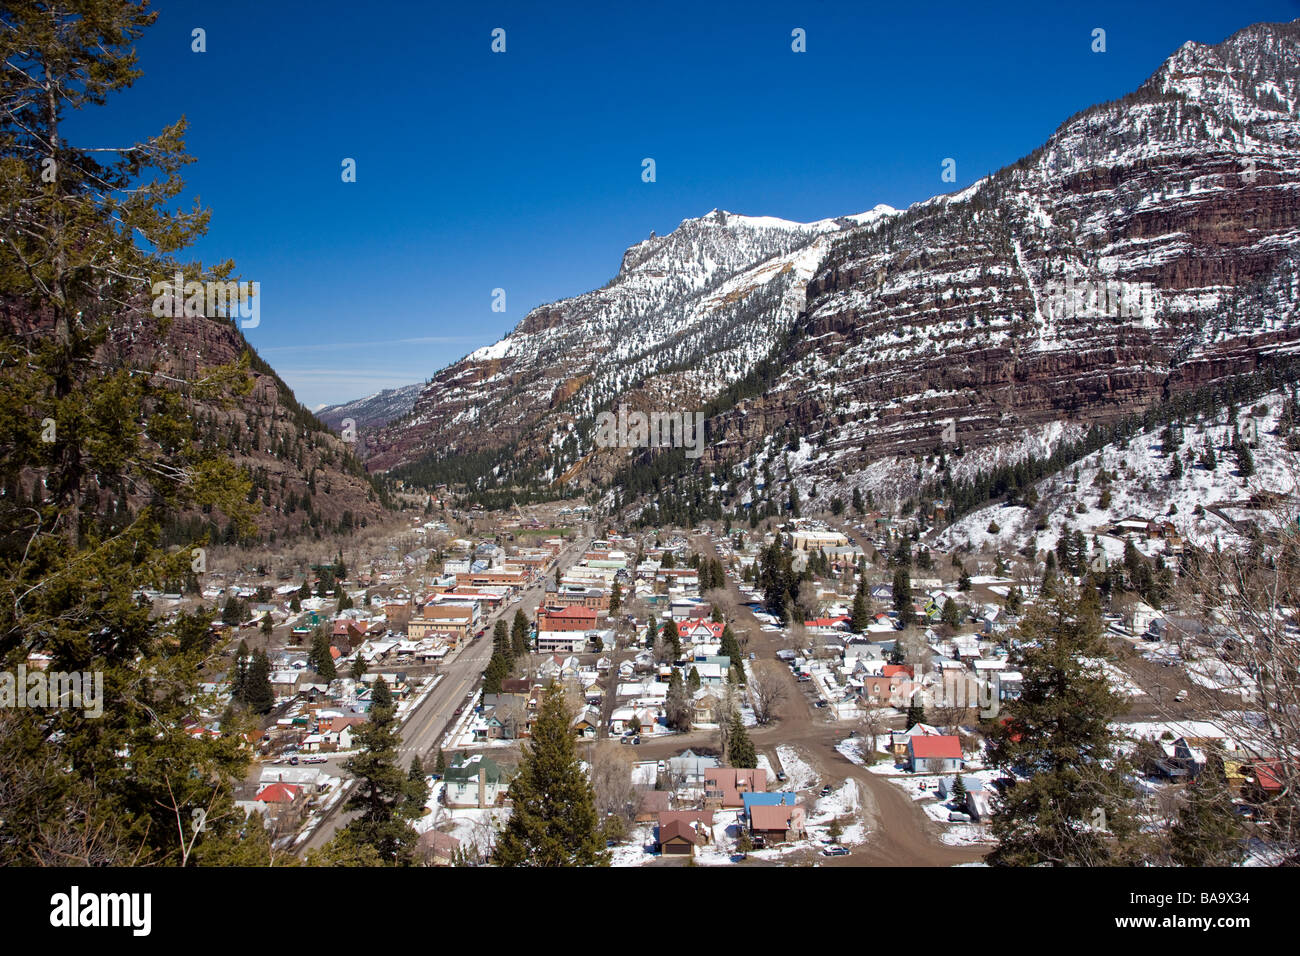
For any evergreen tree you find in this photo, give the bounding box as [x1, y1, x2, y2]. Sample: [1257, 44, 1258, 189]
[483, 649, 510, 695]
[404, 755, 430, 818]
[222, 595, 247, 626]
[511, 608, 530, 656]
[494, 684, 610, 866]
[1236, 440, 1255, 478]
[951, 773, 967, 802]
[986, 587, 1140, 866]
[958, 566, 971, 591]
[434, 747, 446, 774]
[230, 639, 250, 702]
[665, 670, 691, 731]
[905, 699, 927, 729]
[687, 666, 701, 692]
[337, 678, 418, 863]
[609, 580, 621, 614]
[941, 597, 961, 629]
[1168, 755, 1246, 866]
[662, 620, 681, 660]
[309, 630, 336, 681]
[243, 649, 275, 713]
[0, 1, 268, 862]
[893, 566, 915, 627]
[849, 578, 870, 633]
[726, 711, 757, 768]
[493, 618, 511, 661]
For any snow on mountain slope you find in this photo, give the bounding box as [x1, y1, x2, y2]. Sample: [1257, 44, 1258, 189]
[936, 390, 1299, 559]
[365, 207, 895, 474]
[364, 20, 1300, 504]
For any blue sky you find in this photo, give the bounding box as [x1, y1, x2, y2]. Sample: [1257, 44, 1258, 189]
[70, 0, 1300, 408]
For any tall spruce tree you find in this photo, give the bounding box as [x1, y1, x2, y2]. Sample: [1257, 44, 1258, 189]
[986, 587, 1141, 866]
[337, 677, 418, 863]
[726, 710, 757, 768]
[1168, 754, 1246, 866]
[494, 683, 610, 866]
[243, 649, 275, 713]
[665, 670, 691, 731]
[850, 578, 870, 633]
[0, 0, 266, 864]
[511, 608, 530, 656]
[893, 566, 914, 627]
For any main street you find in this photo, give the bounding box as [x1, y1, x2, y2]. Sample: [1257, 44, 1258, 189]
[297, 530, 591, 854]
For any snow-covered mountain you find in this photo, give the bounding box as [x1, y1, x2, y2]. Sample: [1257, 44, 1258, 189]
[364, 19, 1300, 502]
[317, 382, 424, 433]
[363, 207, 897, 474]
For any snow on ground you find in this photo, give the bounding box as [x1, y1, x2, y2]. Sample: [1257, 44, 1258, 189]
[836, 734, 889, 766]
[774, 744, 818, 790]
[1081, 656, 1147, 698]
[937, 390, 1300, 556]
[415, 782, 510, 858]
[808, 779, 869, 846]
[1184, 655, 1258, 699]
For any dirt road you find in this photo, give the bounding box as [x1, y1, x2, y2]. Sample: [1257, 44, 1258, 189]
[690, 532, 988, 866]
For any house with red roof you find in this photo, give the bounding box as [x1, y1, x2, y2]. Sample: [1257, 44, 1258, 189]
[748, 803, 806, 844]
[537, 605, 598, 632]
[255, 782, 302, 804]
[908, 734, 964, 773]
[703, 767, 767, 808]
[679, 619, 725, 643]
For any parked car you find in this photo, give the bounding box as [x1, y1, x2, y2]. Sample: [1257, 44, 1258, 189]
[948, 811, 972, 823]
[776, 771, 787, 782]
[820, 785, 833, 796]
[822, 846, 850, 857]
[304, 755, 327, 764]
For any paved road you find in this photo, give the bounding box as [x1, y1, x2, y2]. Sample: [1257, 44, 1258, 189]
[296, 534, 590, 854]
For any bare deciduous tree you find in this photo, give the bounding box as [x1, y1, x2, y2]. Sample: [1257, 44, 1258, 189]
[747, 660, 789, 726]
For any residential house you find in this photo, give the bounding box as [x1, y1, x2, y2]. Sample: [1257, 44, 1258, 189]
[636, 790, 672, 824]
[704, 768, 767, 809]
[656, 811, 714, 855]
[415, 829, 461, 866]
[748, 799, 806, 844]
[908, 734, 964, 773]
[443, 754, 510, 808]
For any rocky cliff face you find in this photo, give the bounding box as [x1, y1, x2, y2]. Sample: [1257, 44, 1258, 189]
[365, 20, 1300, 502]
[4, 300, 388, 542]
